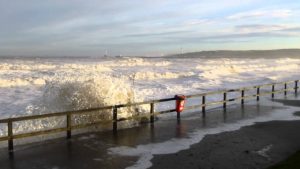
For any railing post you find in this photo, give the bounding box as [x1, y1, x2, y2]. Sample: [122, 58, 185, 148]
[66, 114, 71, 139]
[284, 83, 287, 96]
[223, 92, 227, 109]
[295, 80, 298, 94]
[202, 95, 206, 116]
[241, 89, 244, 105]
[256, 87, 260, 101]
[150, 103, 154, 123]
[177, 110, 180, 120]
[272, 84, 275, 98]
[113, 106, 118, 134]
[8, 121, 13, 152]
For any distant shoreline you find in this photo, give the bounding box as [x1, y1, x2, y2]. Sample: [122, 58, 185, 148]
[1, 48, 300, 59]
[167, 48, 300, 59]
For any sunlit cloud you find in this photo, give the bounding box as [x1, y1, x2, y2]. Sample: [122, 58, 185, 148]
[227, 9, 293, 20]
[183, 19, 214, 26]
[235, 24, 287, 33]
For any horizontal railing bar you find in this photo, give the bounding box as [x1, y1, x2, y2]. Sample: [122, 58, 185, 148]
[227, 89, 236, 92]
[187, 89, 243, 98]
[0, 136, 9, 141]
[116, 97, 176, 108]
[156, 109, 177, 114]
[0, 112, 66, 123]
[117, 118, 127, 122]
[13, 127, 68, 139]
[205, 100, 226, 106]
[0, 106, 114, 123]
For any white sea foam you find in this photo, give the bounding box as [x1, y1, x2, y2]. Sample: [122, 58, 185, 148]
[132, 71, 195, 80]
[40, 76, 146, 116]
[108, 58, 171, 67]
[0, 78, 31, 87]
[1, 57, 300, 140]
[197, 59, 300, 81]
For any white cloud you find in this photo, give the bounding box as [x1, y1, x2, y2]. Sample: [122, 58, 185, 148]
[227, 9, 293, 20]
[235, 24, 287, 33]
[183, 19, 214, 26]
[27, 17, 92, 34]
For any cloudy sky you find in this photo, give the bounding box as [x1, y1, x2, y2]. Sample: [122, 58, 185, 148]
[0, 0, 300, 56]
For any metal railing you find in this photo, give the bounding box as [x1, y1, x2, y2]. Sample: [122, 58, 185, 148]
[0, 80, 298, 152]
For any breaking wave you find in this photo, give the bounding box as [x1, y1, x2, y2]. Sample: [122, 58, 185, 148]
[131, 71, 195, 80]
[197, 59, 300, 80]
[108, 58, 171, 67]
[41, 76, 143, 114]
[0, 75, 149, 138]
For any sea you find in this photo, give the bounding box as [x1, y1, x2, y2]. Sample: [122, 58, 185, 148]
[0, 55, 300, 138]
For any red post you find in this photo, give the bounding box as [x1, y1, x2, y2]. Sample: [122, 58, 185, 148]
[175, 95, 186, 119]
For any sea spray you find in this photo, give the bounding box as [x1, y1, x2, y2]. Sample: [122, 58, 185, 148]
[0, 75, 149, 138]
[41, 75, 149, 127]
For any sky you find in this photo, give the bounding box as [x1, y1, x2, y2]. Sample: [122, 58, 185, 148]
[0, 0, 300, 56]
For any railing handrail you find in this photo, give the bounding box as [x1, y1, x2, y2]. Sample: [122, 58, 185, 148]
[0, 79, 299, 153]
[0, 80, 297, 123]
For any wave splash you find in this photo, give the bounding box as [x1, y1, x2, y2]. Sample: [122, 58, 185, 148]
[1, 76, 148, 138]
